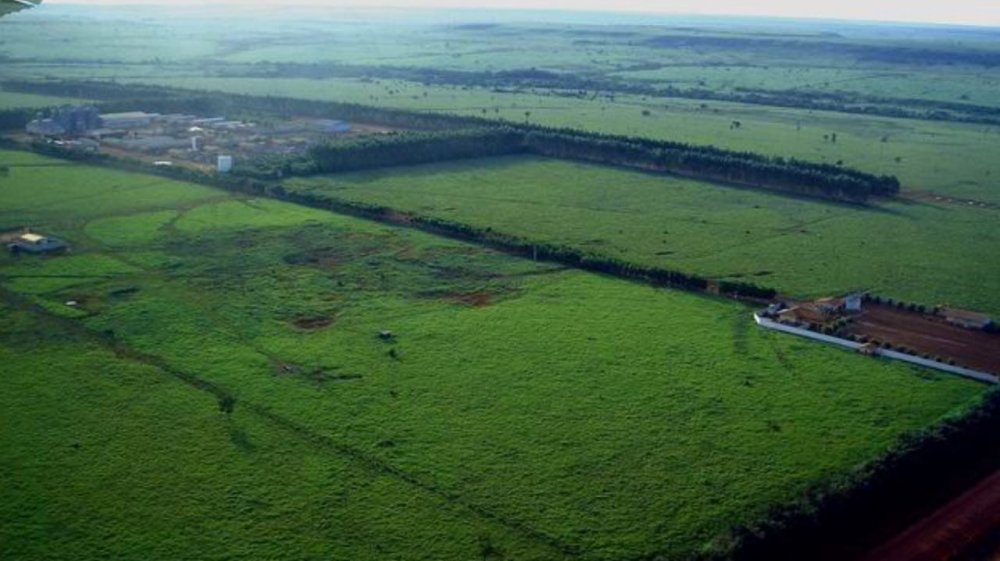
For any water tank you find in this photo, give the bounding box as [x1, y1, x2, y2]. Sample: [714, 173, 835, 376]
[217, 155, 234, 173]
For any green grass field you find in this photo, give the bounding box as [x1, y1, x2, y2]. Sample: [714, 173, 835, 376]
[0, 150, 989, 560]
[286, 155, 1000, 317]
[2, 8, 999, 559]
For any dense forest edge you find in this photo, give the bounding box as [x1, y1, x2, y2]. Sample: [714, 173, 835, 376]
[0, 80, 900, 202]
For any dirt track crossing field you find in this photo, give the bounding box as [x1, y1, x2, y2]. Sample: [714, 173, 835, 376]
[859, 470, 1000, 561]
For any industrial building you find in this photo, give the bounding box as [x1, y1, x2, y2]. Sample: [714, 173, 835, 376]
[26, 106, 101, 136]
[99, 111, 160, 130]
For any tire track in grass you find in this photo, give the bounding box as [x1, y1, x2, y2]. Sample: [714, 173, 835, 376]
[0, 285, 583, 559]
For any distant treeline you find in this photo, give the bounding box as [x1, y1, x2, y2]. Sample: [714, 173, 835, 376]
[206, 61, 1000, 126]
[0, 80, 900, 201]
[640, 33, 1000, 67]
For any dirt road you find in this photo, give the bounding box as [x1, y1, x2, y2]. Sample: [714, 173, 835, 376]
[859, 470, 1000, 561]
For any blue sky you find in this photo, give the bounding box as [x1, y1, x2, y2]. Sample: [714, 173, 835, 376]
[47, 0, 1000, 27]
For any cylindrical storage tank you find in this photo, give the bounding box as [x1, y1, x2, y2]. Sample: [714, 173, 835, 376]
[217, 155, 234, 173]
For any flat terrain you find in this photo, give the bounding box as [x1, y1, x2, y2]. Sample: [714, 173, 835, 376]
[285, 156, 1000, 317]
[3, 7, 1000, 203]
[2, 7, 999, 560]
[0, 149, 988, 560]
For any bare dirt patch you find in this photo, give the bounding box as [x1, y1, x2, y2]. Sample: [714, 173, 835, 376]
[844, 303, 1000, 374]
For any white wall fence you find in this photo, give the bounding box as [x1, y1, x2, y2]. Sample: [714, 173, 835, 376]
[753, 313, 999, 385]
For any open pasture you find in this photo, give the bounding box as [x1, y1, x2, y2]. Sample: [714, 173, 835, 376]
[286, 155, 1000, 317]
[0, 149, 988, 560]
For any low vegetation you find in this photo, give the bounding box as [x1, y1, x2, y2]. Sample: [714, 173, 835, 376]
[285, 156, 1000, 317]
[0, 150, 987, 560]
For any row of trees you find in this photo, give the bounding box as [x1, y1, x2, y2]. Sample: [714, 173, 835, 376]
[305, 129, 525, 174]
[520, 128, 900, 201]
[258, 125, 898, 201]
[202, 59, 1000, 126]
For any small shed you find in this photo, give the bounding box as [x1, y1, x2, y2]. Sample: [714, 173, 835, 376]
[8, 232, 68, 255]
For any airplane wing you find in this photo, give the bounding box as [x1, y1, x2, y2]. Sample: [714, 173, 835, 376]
[0, 0, 42, 19]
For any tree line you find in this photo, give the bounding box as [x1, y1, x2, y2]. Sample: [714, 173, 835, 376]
[248, 128, 527, 178]
[205, 60, 1000, 127]
[257, 126, 898, 201]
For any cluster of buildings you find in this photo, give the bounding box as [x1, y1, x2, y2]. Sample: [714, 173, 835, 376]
[25, 106, 356, 174]
[770, 293, 993, 331]
[771, 294, 863, 328]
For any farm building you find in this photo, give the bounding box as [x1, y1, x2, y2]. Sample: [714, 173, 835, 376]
[776, 293, 863, 326]
[942, 309, 994, 330]
[99, 111, 160, 130]
[8, 232, 68, 255]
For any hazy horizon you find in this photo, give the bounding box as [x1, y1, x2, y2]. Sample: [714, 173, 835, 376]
[41, 0, 1000, 28]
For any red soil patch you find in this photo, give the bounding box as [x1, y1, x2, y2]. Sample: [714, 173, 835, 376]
[291, 316, 333, 330]
[859, 469, 1000, 561]
[843, 304, 1000, 374]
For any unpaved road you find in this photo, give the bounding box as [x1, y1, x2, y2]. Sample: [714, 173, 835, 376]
[859, 470, 1000, 561]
